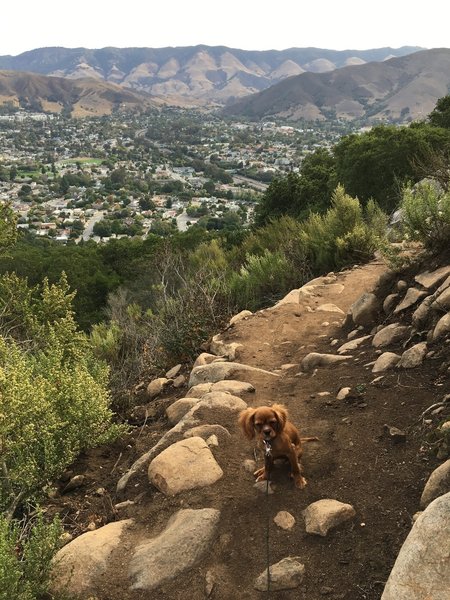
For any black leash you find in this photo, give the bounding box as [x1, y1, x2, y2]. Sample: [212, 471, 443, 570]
[263, 440, 272, 595]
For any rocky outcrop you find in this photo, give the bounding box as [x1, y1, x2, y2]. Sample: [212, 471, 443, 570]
[148, 437, 223, 495]
[129, 508, 220, 591]
[381, 492, 450, 600]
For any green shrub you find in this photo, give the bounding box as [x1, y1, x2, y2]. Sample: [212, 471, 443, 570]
[0, 512, 62, 600]
[300, 185, 385, 272]
[400, 181, 450, 250]
[0, 274, 122, 516]
[229, 250, 297, 310]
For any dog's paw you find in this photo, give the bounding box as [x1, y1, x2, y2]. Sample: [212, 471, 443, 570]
[254, 469, 268, 482]
[294, 475, 307, 489]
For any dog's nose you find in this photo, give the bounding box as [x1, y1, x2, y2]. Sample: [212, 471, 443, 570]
[263, 428, 272, 438]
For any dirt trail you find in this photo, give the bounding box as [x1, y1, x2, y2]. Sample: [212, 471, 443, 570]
[48, 259, 444, 600]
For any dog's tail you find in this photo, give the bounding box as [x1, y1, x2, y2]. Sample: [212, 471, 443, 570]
[300, 436, 319, 443]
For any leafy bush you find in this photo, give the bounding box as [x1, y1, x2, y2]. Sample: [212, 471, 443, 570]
[0, 274, 121, 517]
[400, 181, 450, 250]
[0, 513, 62, 600]
[229, 250, 297, 310]
[300, 185, 386, 272]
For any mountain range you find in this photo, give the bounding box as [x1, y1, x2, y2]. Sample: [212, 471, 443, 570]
[0, 45, 421, 106]
[1, 45, 449, 123]
[223, 48, 450, 123]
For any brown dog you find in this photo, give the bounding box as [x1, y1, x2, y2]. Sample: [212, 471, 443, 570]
[238, 403, 317, 489]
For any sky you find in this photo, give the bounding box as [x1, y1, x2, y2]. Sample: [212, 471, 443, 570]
[2, 0, 449, 56]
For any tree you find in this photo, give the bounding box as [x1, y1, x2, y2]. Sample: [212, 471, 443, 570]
[333, 124, 450, 212]
[255, 172, 303, 225]
[428, 95, 450, 129]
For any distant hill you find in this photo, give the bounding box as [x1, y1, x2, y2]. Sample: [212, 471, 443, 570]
[0, 45, 422, 106]
[223, 48, 450, 123]
[0, 70, 157, 116]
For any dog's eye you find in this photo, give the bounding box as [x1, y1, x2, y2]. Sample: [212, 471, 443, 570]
[269, 420, 277, 426]
[254, 423, 262, 431]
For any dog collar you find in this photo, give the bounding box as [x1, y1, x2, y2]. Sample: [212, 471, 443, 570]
[263, 439, 272, 457]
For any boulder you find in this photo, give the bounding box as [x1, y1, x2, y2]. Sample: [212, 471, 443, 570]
[148, 437, 223, 496]
[254, 557, 305, 591]
[372, 352, 401, 373]
[166, 398, 200, 425]
[129, 508, 220, 591]
[303, 499, 356, 536]
[51, 520, 133, 596]
[414, 265, 450, 289]
[397, 342, 427, 369]
[350, 292, 380, 327]
[381, 492, 450, 600]
[165, 364, 182, 379]
[393, 288, 427, 314]
[186, 382, 213, 397]
[420, 459, 450, 508]
[431, 286, 450, 311]
[147, 377, 170, 398]
[211, 380, 255, 395]
[337, 335, 372, 354]
[209, 334, 242, 360]
[383, 293, 400, 314]
[433, 313, 450, 340]
[188, 362, 279, 388]
[301, 352, 352, 372]
[229, 310, 252, 325]
[412, 296, 434, 327]
[193, 353, 225, 368]
[372, 324, 410, 348]
[316, 303, 345, 314]
[183, 424, 231, 443]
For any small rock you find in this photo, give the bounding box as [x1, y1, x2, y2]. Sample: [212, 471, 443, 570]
[254, 481, 274, 494]
[274, 511, 296, 530]
[206, 434, 219, 447]
[114, 500, 135, 510]
[165, 364, 182, 379]
[397, 342, 427, 369]
[254, 557, 305, 591]
[336, 387, 351, 400]
[172, 374, 186, 388]
[303, 499, 356, 536]
[384, 424, 406, 443]
[372, 352, 401, 373]
[147, 377, 169, 399]
[383, 293, 399, 314]
[62, 474, 86, 493]
[316, 303, 345, 314]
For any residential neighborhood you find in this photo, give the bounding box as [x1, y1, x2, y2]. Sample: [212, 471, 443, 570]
[0, 107, 356, 242]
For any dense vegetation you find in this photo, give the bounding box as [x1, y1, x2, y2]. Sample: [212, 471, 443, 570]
[1, 96, 450, 598]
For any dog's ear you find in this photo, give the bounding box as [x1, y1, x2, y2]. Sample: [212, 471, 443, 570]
[238, 407, 256, 439]
[271, 403, 288, 431]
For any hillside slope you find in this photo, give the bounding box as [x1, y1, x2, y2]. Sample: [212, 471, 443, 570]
[0, 45, 421, 105]
[223, 48, 450, 122]
[45, 254, 450, 599]
[0, 70, 157, 116]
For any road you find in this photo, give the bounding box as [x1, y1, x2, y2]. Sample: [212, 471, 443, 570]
[232, 175, 269, 191]
[79, 210, 104, 242]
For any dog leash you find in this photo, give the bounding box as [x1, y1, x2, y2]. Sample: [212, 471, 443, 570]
[263, 439, 272, 595]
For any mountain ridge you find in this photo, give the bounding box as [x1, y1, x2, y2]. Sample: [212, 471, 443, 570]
[223, 48, 450, 123]
[0, 45, 423, 105]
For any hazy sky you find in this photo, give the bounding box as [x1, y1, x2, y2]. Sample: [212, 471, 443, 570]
[3, 0, 449, 56]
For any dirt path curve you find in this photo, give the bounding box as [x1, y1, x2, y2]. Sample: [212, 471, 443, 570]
[50, 259, 444, 600]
